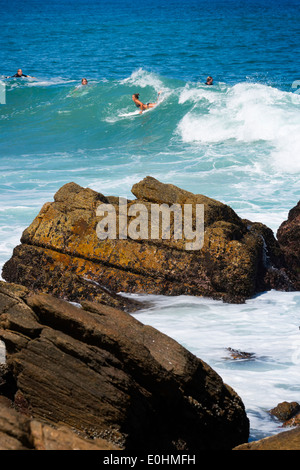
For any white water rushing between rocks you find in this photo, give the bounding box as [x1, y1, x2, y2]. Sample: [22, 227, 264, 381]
[1, 289, 299, 442]
[124, 289, 300, 442]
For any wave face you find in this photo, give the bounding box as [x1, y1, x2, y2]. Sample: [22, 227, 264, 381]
[1, 70, 299, 231]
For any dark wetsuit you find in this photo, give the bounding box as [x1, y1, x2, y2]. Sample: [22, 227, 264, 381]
[12, 73, 28, 78]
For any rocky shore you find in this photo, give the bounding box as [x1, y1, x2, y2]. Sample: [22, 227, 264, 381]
[2, 177, 296, 306]
[0, 177, 299, 450]
[0, 281, 249, 450]
[277, 200, 300, 290]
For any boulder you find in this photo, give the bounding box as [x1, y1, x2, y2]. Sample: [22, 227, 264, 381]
[234, 427, 300, 450]
[269, 401, 300, 422]
[0, 396, 119, 450]
[277, 200, 300, 290]
[2, 177, 293, 305]
[0, 281, 249, 451]
[283, 412, 300, 428]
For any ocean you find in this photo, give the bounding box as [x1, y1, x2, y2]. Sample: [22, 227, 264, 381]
[0, 0, 299, 442]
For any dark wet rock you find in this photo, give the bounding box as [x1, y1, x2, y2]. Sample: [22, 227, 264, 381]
[2, 177, 294, 305]
[283, 412, 300, 428]
[0, 281, 249, 451]
[277, 200, 300, 290]
[0, 364, 17, 399]
[234, 427, 300, 450]
[270, 401, 300, 423]
[0, 396, 120, 450]
[225, 348, 256, 361]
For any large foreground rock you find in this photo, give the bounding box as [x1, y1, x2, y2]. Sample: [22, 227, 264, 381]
[277, 200, 300, 290]
[234, 427, 300, 450]
[0, 396, 118, 450]
[0, 281, 249, 451]
[2, 177, 294, 304]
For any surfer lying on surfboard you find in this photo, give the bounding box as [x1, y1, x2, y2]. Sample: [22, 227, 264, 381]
[5, 68, 36, 79]
[132, 92, 161, 114]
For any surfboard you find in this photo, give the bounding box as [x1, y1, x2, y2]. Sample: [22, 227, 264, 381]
[118, 107, 153, 118]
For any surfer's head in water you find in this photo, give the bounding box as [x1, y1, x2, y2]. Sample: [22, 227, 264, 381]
[15, 69, 27, 77]
[72, 78, 89, 93]
[6, 68, 35, 79]
[205, 76, 213, 85]
[132, 92, 161, 114]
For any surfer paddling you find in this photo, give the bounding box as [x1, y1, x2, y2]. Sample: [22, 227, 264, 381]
[132, 92, 161, 114]
[70, 78, 89, 95]
[6, 69, 36, 79]
[73, 78, 88, 91]
[76, 78, 88, 89]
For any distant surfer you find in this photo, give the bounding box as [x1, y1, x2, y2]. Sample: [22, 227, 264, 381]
[6, 69, 35, 79]
[70, 78, 89, 95]
[132, 92, 161, 114]
[74, 78, 88, 90]
[79, 78, 88, 87]
[205, 76, 213, 86]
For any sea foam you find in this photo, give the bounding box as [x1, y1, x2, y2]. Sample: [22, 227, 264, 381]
[130, 290, 300, 441]
[177, 82, 300, 174]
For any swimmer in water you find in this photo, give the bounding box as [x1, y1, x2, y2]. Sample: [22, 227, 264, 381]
[132, 92, 161, 114]
[74, 78, 88, 91]
[80, 78, 88, 86]
[205, 76, 213, 85]
[6, 68, 36, 79]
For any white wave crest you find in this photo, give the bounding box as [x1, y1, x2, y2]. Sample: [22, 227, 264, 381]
[177, 82, 300, 173]
[120, 68, 168, 93]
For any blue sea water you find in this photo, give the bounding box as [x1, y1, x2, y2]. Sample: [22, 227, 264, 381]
[0, 0, 300, 443]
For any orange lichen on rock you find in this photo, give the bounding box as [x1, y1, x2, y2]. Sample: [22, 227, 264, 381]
[2, 176, 294, 305]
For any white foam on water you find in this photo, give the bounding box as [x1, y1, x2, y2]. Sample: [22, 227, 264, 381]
[177, 82, 300, 175]
[236, 210, 289, 234]
[129, 290, 300, 440]
[120, 68, 169, 94]
[0, 341, 5, 364]
[178, 83, 224, 105]
[271, 131, 300, 174]
[27, 77, 76, 87]
[0, 226, 24, 281]
[3, 77, 76, 89]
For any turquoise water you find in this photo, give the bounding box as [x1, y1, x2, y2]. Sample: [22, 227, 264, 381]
[1, 70, 299, 265]
[0, 0, 300, 442]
